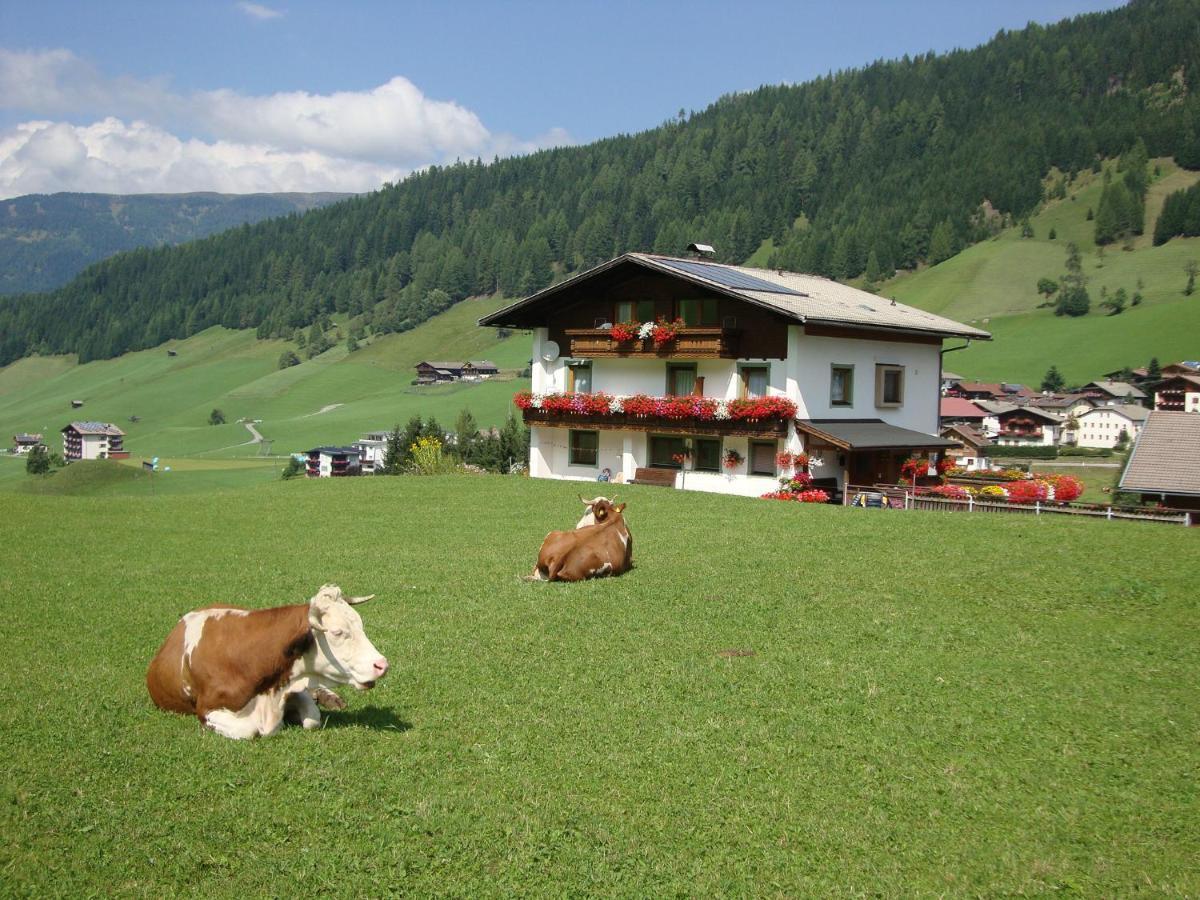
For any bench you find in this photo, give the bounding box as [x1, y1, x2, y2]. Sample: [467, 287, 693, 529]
[631, 467, 677, 488]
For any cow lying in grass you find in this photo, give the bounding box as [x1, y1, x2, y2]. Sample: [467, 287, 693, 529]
[529, 498, 633, 582]
[146, 584, 389, 739]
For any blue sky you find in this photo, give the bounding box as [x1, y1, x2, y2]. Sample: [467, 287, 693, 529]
[0, 0, 1125, 198]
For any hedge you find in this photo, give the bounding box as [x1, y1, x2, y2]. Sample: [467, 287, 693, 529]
[987, 445, 1058, 459]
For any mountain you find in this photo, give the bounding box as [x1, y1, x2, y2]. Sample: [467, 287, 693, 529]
[1, 0, 1199, 367]
[0, 191, 354, 295]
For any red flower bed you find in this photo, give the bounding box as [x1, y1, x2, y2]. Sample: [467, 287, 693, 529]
[762, 488, 830, 503]
[1042, 473, 1084, 502]
[927, 484, 970, 500]
[1006, 479, 1049, 504]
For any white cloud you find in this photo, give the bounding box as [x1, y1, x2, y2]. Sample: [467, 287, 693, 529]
[0, 48, 573, 197]
[237, 2, 283, 20]
[0, 118, 402, 198]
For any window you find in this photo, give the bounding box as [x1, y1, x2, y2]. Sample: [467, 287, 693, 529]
[616, 299, 656, 323]
[694, 438, 721, 472]
[749, 441, 777, 476]
[875, 364, 905, 407]
[567, 361, 592, 393]
[740, 365, 769, 398]
[831, 365, 854, 407]
[678, 297, 718, 326]
[667, 363, 697, 396]
[649, 435, 686, 469]
[568, 430, 599, 467]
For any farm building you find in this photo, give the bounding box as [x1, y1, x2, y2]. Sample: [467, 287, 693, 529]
[1074, 403, 1148, 448]
[414, 361, 499, 383]
[479, 251, 987, 496]
[61, 422, 128, 460]
[1118, 411, 1200, 522]
[1153, 374, 1200, 412]
[305, 446, 362, 477]
[12, 433, 44, 454]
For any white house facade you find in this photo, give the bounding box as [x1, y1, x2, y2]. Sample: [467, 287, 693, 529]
[353, 432, 389, 473]
[61, 422, 127, 460]
[480, 253, 989, 498]
[1075, 404, 1148, 448]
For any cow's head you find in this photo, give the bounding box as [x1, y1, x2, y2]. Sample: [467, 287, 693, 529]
[577, 495, 619, 527]
[306, 584, 389, 690]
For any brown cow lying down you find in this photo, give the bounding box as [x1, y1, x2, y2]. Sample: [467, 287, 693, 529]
[146, 584, 389, 739]
[529, 498, 633, 582]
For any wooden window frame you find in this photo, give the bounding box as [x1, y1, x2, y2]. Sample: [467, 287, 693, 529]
[748, 440, 778, 476]
[666, 362, 698, 396]
[830, 364, 854, 407]
[567, 361, 592, 394]
[875, 364, 905, 408]
[678, 297, 719, 326]
[568, 429, 599, 467]
[693, 437, 722, 473]
[648, 434, 687, 469]
[739, 364, 770, 399]
[615, 299, 656, 323]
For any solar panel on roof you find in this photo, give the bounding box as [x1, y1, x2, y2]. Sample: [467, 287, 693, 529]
[653, 258, 805, 296]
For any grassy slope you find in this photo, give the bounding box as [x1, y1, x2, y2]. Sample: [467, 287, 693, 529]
[0, 295, 531, 460]
[885, 159, 1200, 386]
[0, 475, 1195, 896]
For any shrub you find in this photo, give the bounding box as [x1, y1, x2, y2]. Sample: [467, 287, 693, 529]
[25, 445, 50, 475]
[408, 436, 458, 475]
[281, 457, 304, 480]
[988, 445, 1057, 459]
[208, 408, 226, 425]
[278, 350, 301, 369]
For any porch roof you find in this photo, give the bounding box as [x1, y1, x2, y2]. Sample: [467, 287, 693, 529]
[796, 418, 959, 452]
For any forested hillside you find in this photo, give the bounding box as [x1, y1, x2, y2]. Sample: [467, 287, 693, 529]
[0, 191, 352, 295]
[2, 0, 1199, 366]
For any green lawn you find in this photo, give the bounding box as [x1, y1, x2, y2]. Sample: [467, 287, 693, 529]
[0, 475, 1195, 895]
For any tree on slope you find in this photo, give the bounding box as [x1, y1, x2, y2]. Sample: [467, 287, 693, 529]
[1041, 366, 1065, 392]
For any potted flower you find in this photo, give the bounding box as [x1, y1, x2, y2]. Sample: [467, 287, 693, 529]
[723, 448, 743, 471]
[649, 316, 684, 349]
[610, 320, 640, 343]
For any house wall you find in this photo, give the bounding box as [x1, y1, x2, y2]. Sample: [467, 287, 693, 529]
[1076, 410, 1143, 447]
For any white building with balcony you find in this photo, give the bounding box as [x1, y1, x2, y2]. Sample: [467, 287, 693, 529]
[479, 252, 990, 497]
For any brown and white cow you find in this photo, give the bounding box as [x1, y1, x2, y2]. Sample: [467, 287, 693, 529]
[146, 584, 389, 739]
[575, 494, 620, 528]
[529, 498, 633, 582]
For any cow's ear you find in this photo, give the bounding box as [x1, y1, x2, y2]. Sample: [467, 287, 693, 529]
[308, 597, 330, 631]
[346, 593, 376, 606]
[615, 503, 626, 513]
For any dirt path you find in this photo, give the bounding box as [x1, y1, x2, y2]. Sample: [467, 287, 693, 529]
[304, 404, 343, 417]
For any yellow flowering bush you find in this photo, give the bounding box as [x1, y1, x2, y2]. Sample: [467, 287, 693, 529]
[409, 436, 456, 475]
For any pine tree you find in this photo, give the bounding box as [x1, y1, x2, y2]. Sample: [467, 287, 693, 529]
[928, 219, 956, 265]
[1041, 366, 1065, 392]
[382, 425, 405, 475]
[1147, 357, 1161, 379]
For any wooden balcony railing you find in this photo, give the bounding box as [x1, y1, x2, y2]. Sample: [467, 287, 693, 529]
[515, 391, 795, 438]
[564, 326, 739, 359]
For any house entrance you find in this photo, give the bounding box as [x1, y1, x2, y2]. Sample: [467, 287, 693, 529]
[848, 450, 903, 486]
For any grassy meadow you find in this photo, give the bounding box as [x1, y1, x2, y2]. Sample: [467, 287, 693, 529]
[884, 159, 1200, 386]
[0, 294, 531, 464]
[0, 472, 1196, 896]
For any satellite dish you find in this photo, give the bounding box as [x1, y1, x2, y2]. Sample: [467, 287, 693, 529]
[541, 341, 561, 363]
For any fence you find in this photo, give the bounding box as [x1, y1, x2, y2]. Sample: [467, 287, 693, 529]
[844, 484, 1191, 526]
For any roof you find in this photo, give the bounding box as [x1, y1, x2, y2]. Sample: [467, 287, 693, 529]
[1119, 411, 1200, 496]
[479, 252, 991, 341]
[972, 399, 1018, 415]
[795, 418, 959, 451]
[308, 446, 361, 455]
[468, 360, 498, 369]
[13, 433, 42, 442]
[955, 381, 1005, 395]
[940, 423, 991, 450]
[1087, 380, 1147, 399]
[999, 405, 1063, 424]
[1155, 373, 1200, 389]
[63, 421, 124, 436]
[1078, 403, 1149, 423]
[1031, 393, 1093, 410]
[939, 397, 986, 420]
[941, 371, 964, 382]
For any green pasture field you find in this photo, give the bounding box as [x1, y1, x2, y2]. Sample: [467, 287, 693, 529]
[0, 294, 531, 463]
[887, 159, 1200, 386]
[1, 474, 1195, 896]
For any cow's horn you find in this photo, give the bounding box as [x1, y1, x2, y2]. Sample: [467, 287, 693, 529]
[580, 494, 598, 504]
[346, 593, 376, 605]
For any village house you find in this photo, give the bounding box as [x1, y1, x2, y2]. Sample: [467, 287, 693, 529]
[973, 400, 1061, 446]
[1118, 411, 1200, 522]
[353, 432, 389, 472]
[479, 251, 989, 496]
[305, 446, 362, 477]
[61, 422, 128, 460]
[12, 433, 44, 455]
[414, 360, 499, 384]
[939, 423, 992, 471]
[1084, 380, 1148, 406]
[1074, 403, 1148, 448]
[1153, 373, 1200, 412]
[939, 396, 988, 427]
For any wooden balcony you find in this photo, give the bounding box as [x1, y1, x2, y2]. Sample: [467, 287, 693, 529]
[564, 326, 739, 359]
[522, 407, 787, 438]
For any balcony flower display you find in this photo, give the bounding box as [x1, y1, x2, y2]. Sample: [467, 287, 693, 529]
[649, 316, 685, 348]
[513, 391, 796, 424]
[900, 457, 930, 480]
[609, 321, 640, 343]
[775, 451, 810, 471]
